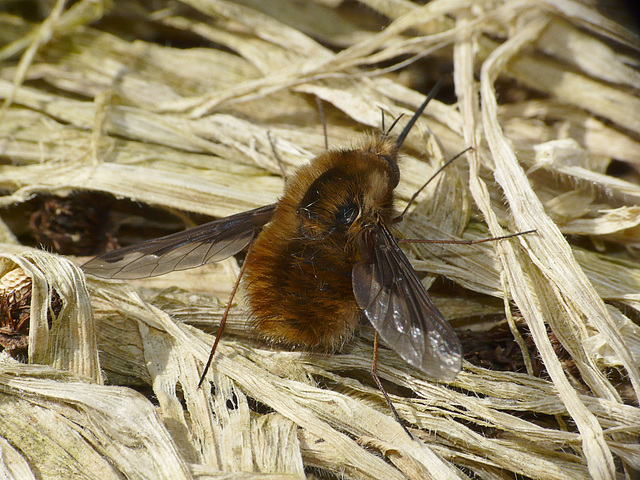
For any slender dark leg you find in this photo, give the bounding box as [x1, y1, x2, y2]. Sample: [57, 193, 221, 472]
[266, 131, 288, 182]
[394, 147, 472, 223]
[198, 244, 253, 388]
[371, 331, 414, 440]
[315, 97, 328, 150]
[398, 229, 536, 246]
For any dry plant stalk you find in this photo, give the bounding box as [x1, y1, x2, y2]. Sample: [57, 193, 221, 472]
[0, 1, 639, 479]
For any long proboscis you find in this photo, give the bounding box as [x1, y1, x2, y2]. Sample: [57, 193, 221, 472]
[394, 76, 447, 149]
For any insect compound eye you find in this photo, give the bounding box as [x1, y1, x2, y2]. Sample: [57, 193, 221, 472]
[335, 202, 359, 227]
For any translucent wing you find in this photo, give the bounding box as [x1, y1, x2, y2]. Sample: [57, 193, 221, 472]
[82, 204, 276, 279]
[352, 222, 462, 381]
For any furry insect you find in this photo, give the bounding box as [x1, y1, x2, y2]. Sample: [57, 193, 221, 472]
[83, 80, 465, 433]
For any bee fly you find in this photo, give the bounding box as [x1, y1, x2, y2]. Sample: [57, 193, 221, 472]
[83, 79, 530, 436]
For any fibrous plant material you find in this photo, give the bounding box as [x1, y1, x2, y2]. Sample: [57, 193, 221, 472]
[0, 1, 639, 479]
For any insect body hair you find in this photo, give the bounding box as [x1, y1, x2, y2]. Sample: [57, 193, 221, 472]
[244, 135, 401, 351]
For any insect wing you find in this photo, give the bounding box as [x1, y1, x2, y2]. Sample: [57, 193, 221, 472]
[83, 204, 276, 279]
[352, 223, 462, 381]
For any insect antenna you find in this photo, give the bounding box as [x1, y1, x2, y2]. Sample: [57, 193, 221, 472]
[198, 243, 255, 388]
[383, 111, 405, 139]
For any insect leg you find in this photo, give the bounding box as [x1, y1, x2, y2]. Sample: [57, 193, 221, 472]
[398, 229, 537, 245]
[266, 131, 288, 182]
[395, 147, 472, 223]
[370, 331, 414, 440]
[198, 243, 254, 388]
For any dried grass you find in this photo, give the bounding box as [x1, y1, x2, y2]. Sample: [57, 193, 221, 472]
[0, 1, 639, 479]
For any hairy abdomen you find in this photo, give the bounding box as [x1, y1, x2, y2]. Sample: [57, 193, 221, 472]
[243, 220, 361, 351]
